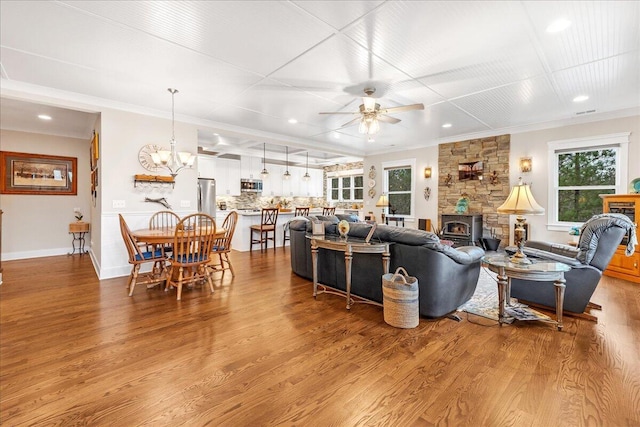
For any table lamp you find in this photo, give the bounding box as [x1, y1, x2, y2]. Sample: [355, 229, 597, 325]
[497, 177, 545, 264]
[375, 194, 389, 223]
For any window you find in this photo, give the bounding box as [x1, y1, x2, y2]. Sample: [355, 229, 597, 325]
[327, 171, 364, 202]
[548, 133, 629, 229]
[382, 159, 416, 217]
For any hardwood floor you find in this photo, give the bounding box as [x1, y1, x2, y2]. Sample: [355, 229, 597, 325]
[1, 250, 639, 426]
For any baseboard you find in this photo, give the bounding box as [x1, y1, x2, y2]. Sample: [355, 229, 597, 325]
[2, 247, 69, 261]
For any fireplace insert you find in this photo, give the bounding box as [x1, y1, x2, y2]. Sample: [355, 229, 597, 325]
[440, 214, 483, 247]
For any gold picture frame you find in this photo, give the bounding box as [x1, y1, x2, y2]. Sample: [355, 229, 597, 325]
[0, 151, 77, 195]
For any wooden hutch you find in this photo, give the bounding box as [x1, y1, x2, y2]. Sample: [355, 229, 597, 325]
[601, 194, 640, 283]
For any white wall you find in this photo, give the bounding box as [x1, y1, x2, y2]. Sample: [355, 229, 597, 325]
[364, 145, 439, 229]
[98, 108, 200, 279]
[0, 130, 92, 260]
[510, 115, 639, 244]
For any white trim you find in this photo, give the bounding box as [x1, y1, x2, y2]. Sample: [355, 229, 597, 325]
[547, 132, 630, 229]
[2, 247, 70, 261]
[381, 158, 416, 218]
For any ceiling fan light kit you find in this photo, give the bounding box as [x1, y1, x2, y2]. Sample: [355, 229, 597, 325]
[320, 87, 424, 137]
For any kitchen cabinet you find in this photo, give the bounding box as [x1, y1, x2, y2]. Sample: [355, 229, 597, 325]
[262, 164, 283, 197]
[240, 155, 262, 180]
[216, 158, 241, 196]
[197, 155, 216, 179]
[601, 193, 640, 283]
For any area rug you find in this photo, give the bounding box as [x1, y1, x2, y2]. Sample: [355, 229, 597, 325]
[457, 267, 551, 322]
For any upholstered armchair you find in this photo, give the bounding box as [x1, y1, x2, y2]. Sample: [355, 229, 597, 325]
[509, 213, 637, 320]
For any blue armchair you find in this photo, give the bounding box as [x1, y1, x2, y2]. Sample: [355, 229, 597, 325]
[508, 213, 637, 320]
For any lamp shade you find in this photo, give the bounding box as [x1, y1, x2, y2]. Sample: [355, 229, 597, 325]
[497, 180, 545, 215]
[375, 194, 389, 207]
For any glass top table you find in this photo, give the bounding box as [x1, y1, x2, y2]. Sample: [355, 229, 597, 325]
[482, 254, 571, 331]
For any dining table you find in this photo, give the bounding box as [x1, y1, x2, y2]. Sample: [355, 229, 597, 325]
[131, 226, 226, 245]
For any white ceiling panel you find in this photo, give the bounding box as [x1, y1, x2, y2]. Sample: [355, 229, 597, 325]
[1, 1, 638, 162]
[523, 1, 640, 71]
[0, 98, 97, 140]
[57, 1, 337, 76]
[452, 76, 566, 130]
[552, 51, 640, 114]
[292, 1, 384, 30]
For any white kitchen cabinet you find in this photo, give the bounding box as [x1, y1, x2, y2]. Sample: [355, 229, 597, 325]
[240, 155, 261, 180]
[261, 164, 283, 197]
[216, 158, 241, 195]
[197, 156, 217, 179]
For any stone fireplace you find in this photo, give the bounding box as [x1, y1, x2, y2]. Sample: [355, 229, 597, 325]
[438, 135, 511, 246]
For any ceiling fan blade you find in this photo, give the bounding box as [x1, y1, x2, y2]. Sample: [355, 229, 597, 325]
[341, 117, 361, 127]
[319, 111, 360, 115]
[377, 115, 401, 124]
[380, 103, 425, 114]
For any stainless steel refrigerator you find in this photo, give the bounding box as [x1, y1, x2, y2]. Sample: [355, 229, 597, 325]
[197, 178, 216, 217]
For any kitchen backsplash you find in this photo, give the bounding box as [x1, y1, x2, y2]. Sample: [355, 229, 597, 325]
[217, 194, 329, 211]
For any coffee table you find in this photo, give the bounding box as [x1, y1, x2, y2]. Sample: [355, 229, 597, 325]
[483, 254, 571, 331]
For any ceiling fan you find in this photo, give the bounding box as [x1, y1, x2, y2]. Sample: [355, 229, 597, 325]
[319, 88, 424, 135]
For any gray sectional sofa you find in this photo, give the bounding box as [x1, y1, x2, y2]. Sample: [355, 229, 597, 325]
[288, 216, 485, 318]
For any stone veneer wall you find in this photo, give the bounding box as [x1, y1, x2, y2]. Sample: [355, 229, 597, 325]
[438, 135, 511, 245]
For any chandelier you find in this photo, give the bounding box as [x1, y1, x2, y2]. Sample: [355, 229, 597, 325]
[150, 88, 195, 178]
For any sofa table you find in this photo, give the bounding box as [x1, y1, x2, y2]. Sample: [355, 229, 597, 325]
[483, 254, 570, 331]
[308, 235, 391, 310]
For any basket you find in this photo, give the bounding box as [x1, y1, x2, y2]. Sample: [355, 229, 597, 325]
[382, 267, 419, 328]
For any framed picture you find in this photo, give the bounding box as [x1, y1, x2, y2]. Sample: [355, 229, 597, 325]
[458, 161, 483, 181]
[90, 131, 99, 170]
[0, 151, 77, 195]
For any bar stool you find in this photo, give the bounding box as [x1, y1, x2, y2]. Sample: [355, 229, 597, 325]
[250, 208, 279, 252]
[322, 207, 336, 216]
[283, 207, 310, 248]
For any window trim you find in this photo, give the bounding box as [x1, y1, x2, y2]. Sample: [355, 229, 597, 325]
[326, 169, 364, 202]
[382, 158, 416, 219]
[547, 132, 629, 231]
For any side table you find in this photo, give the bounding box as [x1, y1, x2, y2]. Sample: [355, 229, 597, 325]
[68, 222, 90, 255]
[483, 254, 571, 331]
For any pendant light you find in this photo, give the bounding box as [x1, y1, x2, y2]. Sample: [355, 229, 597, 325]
[303, 151, 311, 181]
[283, 146, 291, 180]
[260, 143, 269, 178]
[150, 88, 195, 177]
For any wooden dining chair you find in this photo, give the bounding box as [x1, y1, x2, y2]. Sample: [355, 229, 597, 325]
[283, 207, 310, 248]
[118, 214, 168, 296]
[250, 208, 279, 252]
[208, 211, 238, 277]
[149, 210, 180, 229]
[322, 207, 336, 216]
[165, 213, 217, 301]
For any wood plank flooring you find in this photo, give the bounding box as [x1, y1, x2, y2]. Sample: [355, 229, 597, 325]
[1, 249, 639, 426]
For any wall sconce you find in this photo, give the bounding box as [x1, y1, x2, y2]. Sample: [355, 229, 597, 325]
[520, 157, 532, 173]
[489, 171, 499, 185]
[444, 173, 453, 187]
[424, 167, 432, 179]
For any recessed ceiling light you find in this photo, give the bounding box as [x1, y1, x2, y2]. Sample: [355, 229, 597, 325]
[442, 123, 452, 128]
[288, 118, 298, 124]
[546, 19, 571, 33]
[213, 133, 219, 136]
[573, 95, 589, 103]
[333, 133, 340, 139]
[38, 114, 52, 120]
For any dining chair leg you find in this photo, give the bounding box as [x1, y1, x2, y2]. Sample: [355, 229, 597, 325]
[204, 266, 215, 294]
[224, 253, 235, 276]
[176, 266, 184, 301]
[129, 264, 141, 296]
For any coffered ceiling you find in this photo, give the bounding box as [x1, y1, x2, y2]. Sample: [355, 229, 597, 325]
[1, 1, 639, 166]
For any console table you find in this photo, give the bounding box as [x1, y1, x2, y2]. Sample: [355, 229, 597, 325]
[483, 254, 570, 331]
[308, 235, 391, 310]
